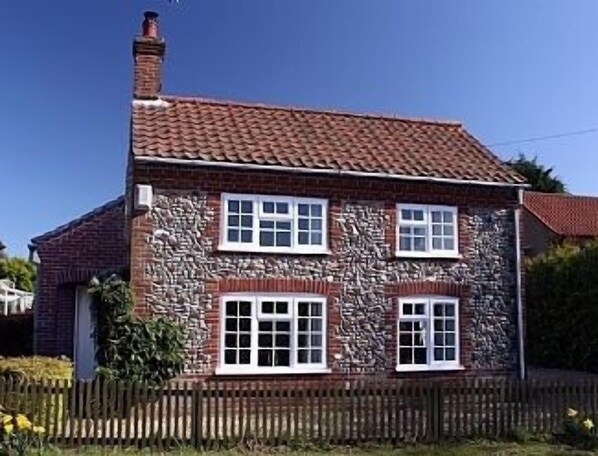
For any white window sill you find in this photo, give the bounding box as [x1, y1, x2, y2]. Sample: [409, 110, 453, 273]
[218, 245, 331, 255]
[395, 252, 463, 260]
[215, 367, 332, 376]
[395, 364, 465, 373]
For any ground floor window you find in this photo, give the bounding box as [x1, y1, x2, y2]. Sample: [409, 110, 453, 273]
[396, 296, 460, 371]
[218, 294, 327, 374]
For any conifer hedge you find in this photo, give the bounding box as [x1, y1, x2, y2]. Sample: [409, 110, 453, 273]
[526, 241, 598, 372]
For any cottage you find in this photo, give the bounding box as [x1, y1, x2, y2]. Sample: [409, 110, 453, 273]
[31, 12, 527, 381]
[523, 191, 598, 256]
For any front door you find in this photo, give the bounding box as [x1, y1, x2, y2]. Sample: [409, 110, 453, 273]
[74, 287, 96, 380]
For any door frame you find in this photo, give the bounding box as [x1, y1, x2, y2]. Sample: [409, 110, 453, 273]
[73, 286, 96, 380]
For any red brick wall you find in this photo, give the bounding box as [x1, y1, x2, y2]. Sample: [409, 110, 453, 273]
[34, 198, 128, 357]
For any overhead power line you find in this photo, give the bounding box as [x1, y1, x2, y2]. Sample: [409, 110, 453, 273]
[488, 127, 598, 147]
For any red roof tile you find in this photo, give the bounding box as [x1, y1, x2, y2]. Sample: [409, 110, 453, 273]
[524, 191, 598, 236]
[131, 96, 526, 185]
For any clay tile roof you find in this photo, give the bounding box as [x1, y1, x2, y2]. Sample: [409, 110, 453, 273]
[524, 191, 598, 236]
[131, 96, 526, 185]
[31, 196, 124, 245]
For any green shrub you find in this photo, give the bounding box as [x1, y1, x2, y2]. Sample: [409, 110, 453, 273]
[89, 273, 185, 385]
[526, 241, 598, 372]
[0, 357, 72, 382]
[0, 357, 71, 434]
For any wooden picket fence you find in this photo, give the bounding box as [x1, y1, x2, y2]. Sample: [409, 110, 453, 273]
[0, 377, 596, 449]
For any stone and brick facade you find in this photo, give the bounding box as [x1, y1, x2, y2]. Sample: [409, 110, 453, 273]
[32, 12, 526, 382]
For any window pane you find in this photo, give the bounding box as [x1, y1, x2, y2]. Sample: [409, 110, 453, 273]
[225, 334, 237, 348]
[240, 302, 251, 316]
[263, 202, 275, 213]
[399, 236, 412, 251]
[276, 301, 288, 314]
[227, 230, 239, 243]
[298, 303, 309, 316]
[228, 215, 239, 226]
[311, 233, 322, 245]
[298, 204, 309, 216]
[311, 219, 322, 231]
[241, 201, 253, 213]
[312, 204, 322, 217]
[226, 301, 238, 316]
[311, 319, 322, 331]
[224, 350, 236, 364]
[241, 215, 252, 227]
[278, 221, 291, 231]
[298, 232, 309, 245]
[414, 304, 426, 315]
[311, 302, 322, 316]
[239, 319, 251, 331]
[276, 321, 290, 331]
[275, 350, 290, 366]
[413, 210, 424, 221]
[276, 231, 291, 247]
[311, 350, 322, 363]
[239, 350, 251, 364]
[276, 202, 289, 213]
[260, 231, 274, 246]
[443, 211, 453, 223]
[239, 334, 251, 347]
[414, 348, 427, 364]
[259, 321, 272, 331]
[298, 219, 309, 230]
[414, 237, 426, 251]
[225, 319, 237, 331]
[446, 348, 456, 361]
[431, 211, 441, 223]
[241, 230, 252, 243]
[401, 209, 412, 220]
[258, 334, 273, 347]
[262, 301, 274, 314]
[258, 350, 272, 366]
[228, 200, 239, 212]
[399, 348, 412, 364]
[298, 350, 309, 363]
[444, 239, 454, 250]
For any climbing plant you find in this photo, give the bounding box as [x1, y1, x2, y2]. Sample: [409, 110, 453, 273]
[88, 273, 185, 385]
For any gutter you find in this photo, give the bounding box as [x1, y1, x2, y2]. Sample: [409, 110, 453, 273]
[134, 156, 529, 189]
[515, 188, 526, 380]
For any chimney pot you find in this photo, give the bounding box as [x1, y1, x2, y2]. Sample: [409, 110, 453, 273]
[142, 11, 159, 38]
[133, 11, 166, 99]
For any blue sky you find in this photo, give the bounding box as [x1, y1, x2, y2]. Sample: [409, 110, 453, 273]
[2, 0, 597, 256]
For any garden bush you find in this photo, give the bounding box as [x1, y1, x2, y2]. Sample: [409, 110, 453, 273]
[526, 241, 598, 372]
[88, 273, 185, 385]
[0, 357, 72, 430]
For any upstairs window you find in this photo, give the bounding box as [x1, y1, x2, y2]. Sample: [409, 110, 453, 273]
[220, 194, 328, 254]
[396, 204, 458, 257]
[397, 296, 461, 371]
[218, 294, 327, 375]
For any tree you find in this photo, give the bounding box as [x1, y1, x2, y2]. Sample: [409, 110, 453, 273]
[507, 153, 566, 193]
[0, 256, 37, 292]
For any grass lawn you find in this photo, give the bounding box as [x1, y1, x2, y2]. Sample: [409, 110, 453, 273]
[41, 441, 598, 455]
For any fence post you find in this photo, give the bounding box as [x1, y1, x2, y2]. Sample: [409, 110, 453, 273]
[426, 382, 444, 441]
[190, 382, 202, 449]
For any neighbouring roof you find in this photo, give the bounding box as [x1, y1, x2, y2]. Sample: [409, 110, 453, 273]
[524, 191, 598, 237]
[31, 196, 124, 245]
[132, 96, 526, 186]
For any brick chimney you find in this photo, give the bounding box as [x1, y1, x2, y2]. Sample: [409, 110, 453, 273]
[132, 11, 166, 99]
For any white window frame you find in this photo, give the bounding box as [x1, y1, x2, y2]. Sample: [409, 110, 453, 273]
[396, 295, 463, 372]
[219, 193, 329, 254]
[216, 293, 330, 375]
[396, 204, 459, 258]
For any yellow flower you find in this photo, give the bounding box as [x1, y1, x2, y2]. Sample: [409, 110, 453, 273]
[3, 423, 13, 434]
[15, 414, 31, 430]
[566, 408, 578, 418]
[32, 426, 45, 435]
[583, 418, 595, 430]
[1, 414, 11, 426]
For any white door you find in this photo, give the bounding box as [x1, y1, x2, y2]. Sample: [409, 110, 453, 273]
[74, 287, 96, 380]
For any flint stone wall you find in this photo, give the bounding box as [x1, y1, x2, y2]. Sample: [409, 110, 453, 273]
[146, 190, 518, 374]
